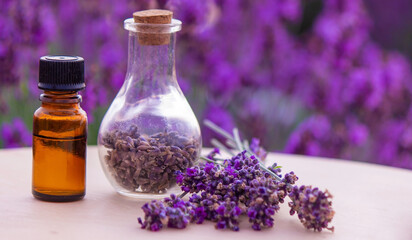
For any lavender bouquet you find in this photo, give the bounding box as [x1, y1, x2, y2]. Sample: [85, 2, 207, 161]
[138, 120, 334, 232]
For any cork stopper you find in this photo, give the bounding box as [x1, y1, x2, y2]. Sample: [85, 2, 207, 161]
[133, 9, 173, 45]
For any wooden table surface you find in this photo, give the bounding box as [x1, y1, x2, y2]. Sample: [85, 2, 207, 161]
[0, 146, 411, 240]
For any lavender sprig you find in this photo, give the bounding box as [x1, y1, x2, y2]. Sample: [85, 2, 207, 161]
[138, 201, 167, 231]
[204, 120, 236, 143]
[211, 138, 235, 156]
[215, 200, 243, 231]
[204, 120, 282, 181]
[203, 120, 334, 232]
[288, 185, 335, 232]
[138, 194, 193, 231]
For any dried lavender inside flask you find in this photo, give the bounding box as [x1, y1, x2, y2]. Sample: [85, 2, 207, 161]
[97, 10, 201, 199]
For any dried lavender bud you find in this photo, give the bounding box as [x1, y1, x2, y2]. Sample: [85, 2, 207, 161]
[176, 166, 208, 193]
[224, 151, 259, 171]
[247, 197, 276, 231]
[288, 185, 335, 232]
[164, 195, 193, 229]
[191, 205, 207, 224]
[189, 192, 220, 222]
[267, 162, 282, 178]
[249, 138, 268, 161]
[278, 171, 298, 196]
[164, 194, 193, 210]
[139, 195, 193, 231]
[245, 177, 284, 230]
[247, 177, 285, 206]
[166, 207, 191, 229]
[138, 200, 167, 231]
[224, 151, 266, 186]
[206, 148, 220, 159]
[266, 171, 299, 206]
[176, 151, 290, 205]
[102, 126, 200, 194]
[215, 200, 242, 231]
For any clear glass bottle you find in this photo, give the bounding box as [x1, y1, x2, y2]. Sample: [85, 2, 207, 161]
[97, 14, 201, 199]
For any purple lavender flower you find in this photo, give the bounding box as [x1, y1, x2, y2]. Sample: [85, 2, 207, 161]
[267, 162, 282, 178]
[278, 172, 298, 197]
[166, 0, 214, 35]
[0, 0, 56, 88]
[139, 194, 194, 230]
[206, 60, 241, 98]
[205, 166, 240, 201]
[204, 162, 215, 174]
[346, 118, 369, 146]
[1, 118, 32, 148]
[245, 177, 285, 230]
[225, 152, 267, 187]
[288, 185, 335, 232]
[138, 200, 167, 231]
[2, 0, 410, 170]
[249, 138, 268, 161]
[166, 207, 190, 229]
[215, 200, 242, 231]
[2, 0, 412, 170]
[164, 194, 188, 209]
[189, 192, 219, 222]
[247, 198, 276, 231]
[81, 81, 100, 123]
[192, 205, 207, 224]
[284, 115, 331, 156]
[374, 119, 412, 169]
[176, 166, 208, 193]
[206, 148, 220, 160]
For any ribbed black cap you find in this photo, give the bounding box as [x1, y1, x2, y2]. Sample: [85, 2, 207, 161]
[39, 56, 85, 91]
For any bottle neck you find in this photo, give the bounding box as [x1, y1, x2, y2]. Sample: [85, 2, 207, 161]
[123, 31, 179, 101]
[40, 91, 82, 107]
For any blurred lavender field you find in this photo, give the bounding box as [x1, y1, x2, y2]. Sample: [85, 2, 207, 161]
[1, 0, 412, 169]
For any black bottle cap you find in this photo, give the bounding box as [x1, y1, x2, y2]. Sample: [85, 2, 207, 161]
[39, 55, 85, 91]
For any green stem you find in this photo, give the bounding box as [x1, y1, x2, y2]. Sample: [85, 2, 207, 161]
[226, 139, 238, 149]
[243, 147, 282, 181]
[259, 162, 282, 181]
[200, 156, 223, 166]
[211, 138, 234, 156]
[204, 120, 236, 143]
[233, 128, 245, 151]
[178, 191, 188, 199]
[242, 139, 249, 150]
[204, 120, 283, 182]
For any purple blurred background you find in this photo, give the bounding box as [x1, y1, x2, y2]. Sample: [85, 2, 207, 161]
[1, 0, 412, 169]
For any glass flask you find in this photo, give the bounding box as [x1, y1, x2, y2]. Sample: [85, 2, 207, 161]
[97, 17, 201, 199]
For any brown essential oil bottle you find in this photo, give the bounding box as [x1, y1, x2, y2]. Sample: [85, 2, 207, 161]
[32, 56, 87, 202]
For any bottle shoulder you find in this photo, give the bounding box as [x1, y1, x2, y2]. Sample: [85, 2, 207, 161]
[33, 105, 87, 137]
[34, 105, 87, 119]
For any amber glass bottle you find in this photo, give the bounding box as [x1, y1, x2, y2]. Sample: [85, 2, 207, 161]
[32, 56, 87, 202]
